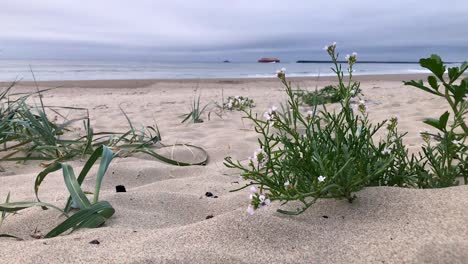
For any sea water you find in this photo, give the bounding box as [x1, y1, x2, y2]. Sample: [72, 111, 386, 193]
[0, 60, 446, 82]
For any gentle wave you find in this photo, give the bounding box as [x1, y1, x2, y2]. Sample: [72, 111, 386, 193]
[0, 60, 444, 81]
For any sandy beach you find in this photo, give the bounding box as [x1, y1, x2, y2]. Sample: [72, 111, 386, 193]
[0, 74, 466, 263]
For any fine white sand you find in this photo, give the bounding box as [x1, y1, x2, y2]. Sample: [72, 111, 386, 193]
[0, 75, 466, 263]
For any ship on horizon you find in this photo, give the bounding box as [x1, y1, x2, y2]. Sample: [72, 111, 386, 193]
[258, 57, 280, 63]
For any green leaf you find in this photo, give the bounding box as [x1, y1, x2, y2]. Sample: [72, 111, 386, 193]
[45, 201, 114, 238]
[0, 234, 21, 240]
[0, 201, 65, 215]
[403, 80, 441, 96]
[93, 146, 113, 203]
[419, 54, 446, 80]
[438, 111, 450, 131]
[427, 76, 439, 90]
[64, 146, 110, 212]
[62, 164, 91, 210]
[34, 162, 62, 207]
[453, 78, 467, 103]
[448, 67, 460, 83]
[460, 61, 468, 74]
[423, 111, 449, 132]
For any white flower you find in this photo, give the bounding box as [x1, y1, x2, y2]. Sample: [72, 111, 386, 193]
[249, 194, 254, 200]
[323, 45, 329, 51]
[259, 194, 266, 202]
[269, 106, 278, 114]
[352, 52, 358, 57]
[359, 99, 366, 105]
[317, 175, 326, 182]
[284, 180, 290, 187]
[345, 54, 350, 60]
[306, 110, 313, 117]
[281, 67, 286, 72]
[264, 198, 271, 206]
[235, 95, 240, 100]
[332, 42, 337, 46]
[276, 69, 282, 74]
[452, 140, 462, 145]
[381, 147, 391, 155]
[246, 205, 255, 215]
[227, 102, 233, 109]
[263, 111, 273, 121]
[249, 186, 257, 193]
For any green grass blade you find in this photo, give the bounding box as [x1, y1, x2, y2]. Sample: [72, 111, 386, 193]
[34, 162, 62, 208]
[45, 201, 114, 238]
[62, 164, 91, 209]
[93, 146, 113, 203]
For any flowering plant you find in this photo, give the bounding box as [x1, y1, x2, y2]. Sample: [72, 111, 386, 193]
[225, 43, 406, 215]
[404, 55, 467, 187]
[224, 96, 255, 111]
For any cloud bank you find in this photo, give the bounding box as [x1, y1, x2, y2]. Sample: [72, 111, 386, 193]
[1, 0, 467, 61]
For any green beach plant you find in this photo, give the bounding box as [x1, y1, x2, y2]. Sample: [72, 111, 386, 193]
[224, 95, 255, 111]
[404, 55, 467, 187]
[1, 146, 114, 239]
[0, 87, 208, 166]
[224, 44, 467, 216]
[225, 43, 407, 215]
[181, 94, 210, 123]
[296, 84, 361, 106]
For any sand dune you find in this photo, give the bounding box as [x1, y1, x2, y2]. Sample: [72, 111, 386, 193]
[0, 75, 466, 263]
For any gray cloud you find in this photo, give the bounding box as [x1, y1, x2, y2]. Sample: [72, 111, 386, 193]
[1, 0, 467, 61]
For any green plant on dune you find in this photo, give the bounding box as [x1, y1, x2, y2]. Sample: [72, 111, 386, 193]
[181, 94, 211, 123]
[1, 146, 114, 238]
[0, 80, 208, 240]
[404, 55, 467, 187]
[224, 95, 255, 111]
[0, 88, 207, 166]
[225, 43, 409, 215]
[224, 44, 467, 215]
[296, 84, 361, 106]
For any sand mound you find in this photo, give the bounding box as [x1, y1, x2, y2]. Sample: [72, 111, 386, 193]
[1, 76, 466, 263]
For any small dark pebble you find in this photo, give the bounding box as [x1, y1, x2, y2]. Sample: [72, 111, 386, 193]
[390, 237, 393, 240]
[205, 192, 213, 197]
[322, 215, 329, 219]
[89, 239, 100, 245]
[206, 215, 214, 219]
[213, 196, 218, 198]
[116, 185, 126, 192]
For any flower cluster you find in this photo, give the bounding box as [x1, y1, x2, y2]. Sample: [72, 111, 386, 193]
[275, 67, 286, 79]
[248, 148, 268, 168]
[225, 96, 255, 111]
[323, 42, 337, 55]
[345, 52, 358, 65]
[263, 106, 278, 122]
[352, 99, 367, 113]
[246, 186, 271, 215]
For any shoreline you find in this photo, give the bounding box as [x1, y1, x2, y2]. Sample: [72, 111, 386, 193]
[2, 73, 433, 89]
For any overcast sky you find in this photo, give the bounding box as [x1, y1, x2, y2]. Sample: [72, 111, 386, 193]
[1, 0, 467, 62]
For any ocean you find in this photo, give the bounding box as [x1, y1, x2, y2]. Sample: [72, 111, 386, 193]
[0, 60, 447, 82]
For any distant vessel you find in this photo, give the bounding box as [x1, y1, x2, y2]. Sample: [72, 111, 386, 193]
[258, 57, 280, 63]
[223, 60, 231, 63]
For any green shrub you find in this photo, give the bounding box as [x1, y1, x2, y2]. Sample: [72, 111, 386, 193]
[225, 44, 405, 215]
[224, 44, 467, 216]
[404, 55, 467, 187]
